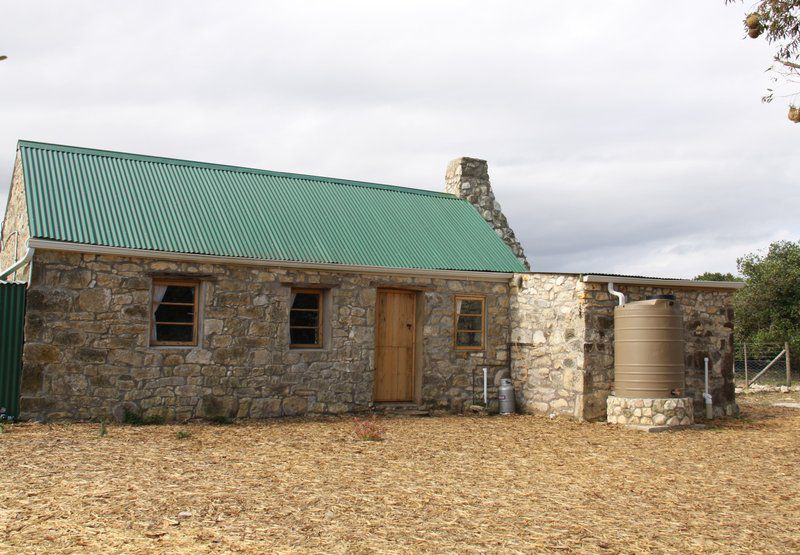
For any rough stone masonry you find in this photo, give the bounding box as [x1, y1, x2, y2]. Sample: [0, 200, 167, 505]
[19, 249, 512, 421]
[445, 158, 530, 270]
[510, 274, 737, 421]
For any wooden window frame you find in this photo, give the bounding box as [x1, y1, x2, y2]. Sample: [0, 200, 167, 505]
[289, 288, 324, 349]
[151, 279, 199, 347]
[453, 295, 486, 351]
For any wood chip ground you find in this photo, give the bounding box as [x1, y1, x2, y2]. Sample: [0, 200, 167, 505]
[1, 395, 798, 553]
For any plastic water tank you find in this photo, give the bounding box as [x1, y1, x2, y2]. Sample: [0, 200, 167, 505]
[614, 296, 685, 398]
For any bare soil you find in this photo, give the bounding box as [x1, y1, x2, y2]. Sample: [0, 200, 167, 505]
[1, 398, 798, 554]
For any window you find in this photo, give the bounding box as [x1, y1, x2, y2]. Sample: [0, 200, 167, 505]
[151, 280, 199, 346]
[290, 289, 323, 348]
[454, 296, 485, 350]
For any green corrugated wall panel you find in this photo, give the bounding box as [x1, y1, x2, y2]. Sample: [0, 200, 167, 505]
[0, 283, 26, 420]
[18, 140, 527, 273]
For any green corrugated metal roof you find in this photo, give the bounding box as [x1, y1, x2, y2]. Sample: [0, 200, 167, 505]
[0, 282, 25, 419]
[17, 141, 526, 273]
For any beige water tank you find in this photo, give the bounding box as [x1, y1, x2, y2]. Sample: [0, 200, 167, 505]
[614, 295, 685, 398]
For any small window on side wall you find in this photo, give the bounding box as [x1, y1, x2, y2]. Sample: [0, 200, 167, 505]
[454, 295, 485, 350]
[290, 289, 323, 348]
[151, 280, 199, 346]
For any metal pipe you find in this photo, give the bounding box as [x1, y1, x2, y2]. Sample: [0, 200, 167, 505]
[0, 243, 33, 281]
[703, 357, 713, 420]
[607, 282, 626, 306]
[483, 367, 488, 406]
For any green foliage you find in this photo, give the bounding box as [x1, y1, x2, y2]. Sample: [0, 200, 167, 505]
[175, 430, 192, 440]
[693, 271, 743, 282]
[123, 409, 166, 426]
[99, 418, 108, 437]
[207, 415, 232, 425]
[734, 240, 800, 355]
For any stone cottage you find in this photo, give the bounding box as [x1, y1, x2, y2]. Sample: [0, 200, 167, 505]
[0, 140, 742, 422]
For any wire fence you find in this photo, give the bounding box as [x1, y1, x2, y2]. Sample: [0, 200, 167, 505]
[733, 342, 797, 388]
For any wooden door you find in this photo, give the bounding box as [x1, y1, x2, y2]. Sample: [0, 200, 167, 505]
[374, 289, 416, 402]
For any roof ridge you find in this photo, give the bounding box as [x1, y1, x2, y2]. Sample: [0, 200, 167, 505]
[17, 139, 457, 199]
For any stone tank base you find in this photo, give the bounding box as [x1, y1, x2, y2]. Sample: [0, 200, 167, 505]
[606, 395, 694, 428]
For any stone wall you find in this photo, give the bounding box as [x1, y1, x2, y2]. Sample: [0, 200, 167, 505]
[581, 282, 737, 420]
[20, 249, 511, 421]
[606, 395, 694, 428]
[0, 154, 31, 280]
[509, 273, 585, 418]
[509, 274, 737, 421]
[445, 157, 530, 270]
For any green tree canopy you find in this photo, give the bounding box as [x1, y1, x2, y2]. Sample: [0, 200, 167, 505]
[734, 240, 800, 354]
[693, 271, 743, 282]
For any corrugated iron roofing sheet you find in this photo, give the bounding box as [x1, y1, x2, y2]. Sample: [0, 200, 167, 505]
[17, 141, 526, 273]
[0, 282, 25, 420]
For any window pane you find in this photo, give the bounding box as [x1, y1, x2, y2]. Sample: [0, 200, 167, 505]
[156, 324, 194, 343]
[154, 304, 194, 323]
[456, 331, 482, 347]
[290, 310, 319, 327]
[457, 315, 482, 331]
[459, 299, 483, 315]
[161, 285, 195, 304]
[292, 293, 319, 310]
[290, 327, 318, 346]
[152, 282, 197, 345]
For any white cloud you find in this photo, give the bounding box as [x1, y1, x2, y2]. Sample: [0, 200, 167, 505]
[1, 0, 797, 278]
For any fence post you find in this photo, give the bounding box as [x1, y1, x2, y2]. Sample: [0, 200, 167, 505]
[744, 343, 748, 387]
[786, 342, 792, 388]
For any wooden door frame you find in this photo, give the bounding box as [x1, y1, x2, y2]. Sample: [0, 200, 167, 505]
[373, 288, 422, 404]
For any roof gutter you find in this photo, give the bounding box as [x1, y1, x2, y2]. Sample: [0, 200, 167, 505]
[582, 274, 744, 290]
[28, 239, 517, 283]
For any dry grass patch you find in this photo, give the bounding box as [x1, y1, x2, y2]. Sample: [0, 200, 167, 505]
[1, 404, 799, 554]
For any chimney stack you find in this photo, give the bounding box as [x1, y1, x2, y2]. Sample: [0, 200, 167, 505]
[445, 157, 530, 270]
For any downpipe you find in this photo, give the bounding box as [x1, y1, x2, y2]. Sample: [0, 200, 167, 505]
[608, 282, 626, 306]
[703, 357, 713, 420]
[0, 242, 34, 282]
[483, 367, 488, 406]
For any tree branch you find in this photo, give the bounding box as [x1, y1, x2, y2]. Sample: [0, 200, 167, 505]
[776, 58, 800, 70]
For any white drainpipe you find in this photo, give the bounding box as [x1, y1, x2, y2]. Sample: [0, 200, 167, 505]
[0, 243, 34, 281]
[607, 282, 626, 306]
[483, 367, 488, 406]
[703, 357, 713, 419]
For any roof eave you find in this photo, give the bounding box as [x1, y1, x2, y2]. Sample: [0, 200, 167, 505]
[29, 239, 517, 282]
[581, 274, 744, 290]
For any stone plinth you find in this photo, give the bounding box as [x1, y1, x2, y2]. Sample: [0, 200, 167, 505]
[606, 395, 694, 428]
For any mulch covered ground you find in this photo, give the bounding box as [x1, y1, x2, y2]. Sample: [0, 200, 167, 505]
[1, 396, 799, 554]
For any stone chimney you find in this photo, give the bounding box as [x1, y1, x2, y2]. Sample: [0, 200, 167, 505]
[445, 157, 530, 270]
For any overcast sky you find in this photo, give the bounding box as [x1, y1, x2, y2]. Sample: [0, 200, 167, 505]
[1, 1, 797, 278]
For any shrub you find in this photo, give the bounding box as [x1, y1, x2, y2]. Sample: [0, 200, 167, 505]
[99, 418, 108, 437]
[353, 415, 386, 441]
[175, 430, 192, 440]
[124, 409, 166, 426]
[207, 415, 232, 425]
